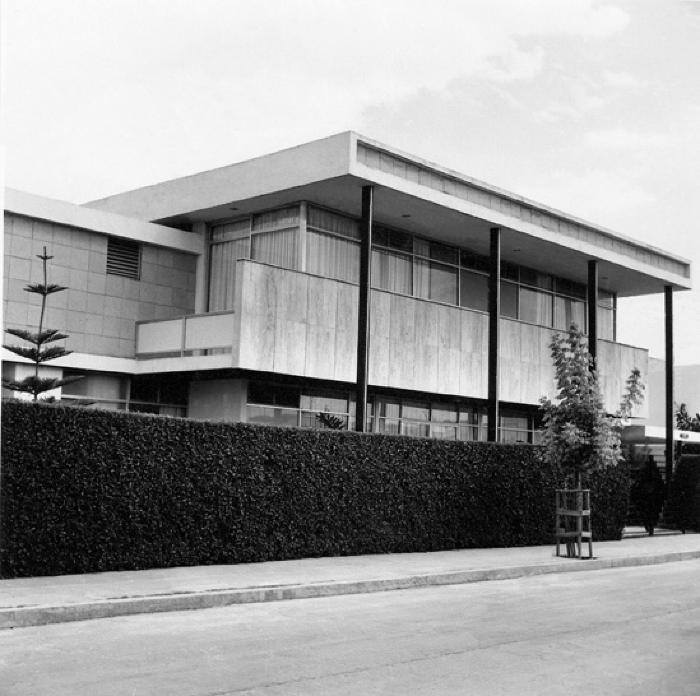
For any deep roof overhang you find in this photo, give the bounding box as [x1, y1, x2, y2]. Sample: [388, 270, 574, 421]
[85, 131, 692, 298]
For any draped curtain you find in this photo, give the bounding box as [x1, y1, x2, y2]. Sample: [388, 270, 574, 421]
[208, 220, 251, 312]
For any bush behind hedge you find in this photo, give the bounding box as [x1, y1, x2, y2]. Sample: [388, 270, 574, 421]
[1, 402, 629, 578]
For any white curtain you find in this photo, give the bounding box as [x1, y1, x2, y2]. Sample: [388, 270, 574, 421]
[372, 249, 412, 294]
[307, 230, 359, 283]
[251, 229, 298, 269]
[208, 237, 250, 311]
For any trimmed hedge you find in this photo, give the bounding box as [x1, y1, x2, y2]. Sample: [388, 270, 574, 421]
[1, 401, 629, 578]
[667, 455, 700, 532]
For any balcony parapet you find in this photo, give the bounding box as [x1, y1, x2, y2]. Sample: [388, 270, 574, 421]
[135, 310, 236, 358]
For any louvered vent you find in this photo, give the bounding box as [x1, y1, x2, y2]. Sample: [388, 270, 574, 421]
[107, 238, 141, 279]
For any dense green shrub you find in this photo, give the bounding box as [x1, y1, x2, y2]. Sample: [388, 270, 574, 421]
[667, 455, 700, 533]
[1, 401, 630, 578]
[628, 456, 665, 534]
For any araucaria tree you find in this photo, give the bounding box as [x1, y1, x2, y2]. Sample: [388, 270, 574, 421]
[3, 247, 81, 401]
[539, 324, 644, 488]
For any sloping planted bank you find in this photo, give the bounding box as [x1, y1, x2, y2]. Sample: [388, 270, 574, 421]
[1, 401, 629, 578]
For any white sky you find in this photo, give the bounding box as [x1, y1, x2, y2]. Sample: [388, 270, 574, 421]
[2, 0, 699, 364]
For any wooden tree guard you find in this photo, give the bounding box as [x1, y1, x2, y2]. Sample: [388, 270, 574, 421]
[555, 488, 593, 559]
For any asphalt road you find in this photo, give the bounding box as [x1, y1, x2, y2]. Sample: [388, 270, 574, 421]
[2, 560, 699, 696]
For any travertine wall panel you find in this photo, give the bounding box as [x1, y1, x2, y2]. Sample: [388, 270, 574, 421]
[235, 261, 648, 413]
[3, 213, 197, 358]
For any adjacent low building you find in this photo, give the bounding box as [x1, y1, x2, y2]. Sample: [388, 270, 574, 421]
[2, 132, 692, 446]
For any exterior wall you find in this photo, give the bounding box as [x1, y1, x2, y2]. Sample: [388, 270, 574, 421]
[188, 378, 247, 422]
[644, 358, 700, 427]
[233, 260, 648, 416]
[3, 212, 197, 359]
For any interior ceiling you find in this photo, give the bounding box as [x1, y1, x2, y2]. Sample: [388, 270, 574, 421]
[158, 174, 677, 298]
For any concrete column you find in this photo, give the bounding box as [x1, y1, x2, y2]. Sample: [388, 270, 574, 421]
[355, 185, 373, 433]
[665, 285, 674, 492]
[587, 260, 598, 369]
[487, 227, 500, 442]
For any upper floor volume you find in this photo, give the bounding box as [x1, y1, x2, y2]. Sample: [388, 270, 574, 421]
[2, 132, 692, 437]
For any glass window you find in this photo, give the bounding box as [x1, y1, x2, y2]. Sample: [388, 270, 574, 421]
[431, 402, 458, 423]
[248, 382, 299, 408]
[460, 249, 490, 273]
[501, 281, 518, 318]
[555, 277, 587, 299]
[501, 262, 519, 282]
[251, 206, 299, 270]
[306, 230, 359, 283]
[247, 405, 298, 427]
[402, 401, 430, 421]
[388, 228, 413, 252]
[414, 258, 457, 304]
[459, 270, 489, 312]
[308, 206, 360, 240]
[372, 249, 413, 295]
[428, 241, 458, 265]
[210, 218, 250, 242]
[500, 412, 530, 443]
[251, 229, 298, 269]
[554, 296, 586, 332]
[519, 287, 552, 326]
[520, 267, 552, 290]
[300, 389, 348, 414]
[208, 236, 250, 311]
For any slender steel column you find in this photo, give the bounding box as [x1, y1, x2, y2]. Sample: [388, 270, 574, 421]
[487, 227, 501, 442]
[665, 285, 674, 491]
[587, 260, 598, 369]
[355, 185, 373, 432]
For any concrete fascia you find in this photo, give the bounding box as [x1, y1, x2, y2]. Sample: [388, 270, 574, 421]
[5, 188, 203, 255]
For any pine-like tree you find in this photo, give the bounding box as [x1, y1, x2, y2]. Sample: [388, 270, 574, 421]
[3, 247, 82, 400]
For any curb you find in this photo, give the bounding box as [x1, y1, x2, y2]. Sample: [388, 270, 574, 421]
[3, 550, 699, 630]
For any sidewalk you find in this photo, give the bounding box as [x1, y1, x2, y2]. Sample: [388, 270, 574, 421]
[2, 532, 699, 630]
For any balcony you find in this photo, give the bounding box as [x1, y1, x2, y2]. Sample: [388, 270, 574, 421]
[135, 310, 236, 358]
[134, 260, 649, 417]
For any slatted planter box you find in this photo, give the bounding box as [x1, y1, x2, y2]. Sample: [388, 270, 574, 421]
[555, 488, 592, 559]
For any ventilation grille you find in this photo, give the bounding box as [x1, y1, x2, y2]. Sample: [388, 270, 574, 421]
[107, 238, 141, 279]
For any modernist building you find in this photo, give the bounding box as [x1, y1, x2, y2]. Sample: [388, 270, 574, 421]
[2, 132, 692, 453]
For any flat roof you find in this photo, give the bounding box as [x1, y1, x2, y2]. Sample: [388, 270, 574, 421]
[4, 188, 202, 255]
[84, 131, 692, 297]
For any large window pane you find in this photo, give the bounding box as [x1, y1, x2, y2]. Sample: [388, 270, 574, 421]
[519, 287, 552, 326]
[306, 230, 359, 283]
[251, 228, 298, 269]
[520, 267, 552, 290]
[307, 206, 360, 240]
[372, 248, 412, 295]
[208, 237, 250, 311]
[554, 296, 586, 332]
[460, 270, 488, 312]
[251, 206, 299, 270]
[501, 281, 518, 318]
[415, 258, 457, 304]
[300, 389, 348, 414]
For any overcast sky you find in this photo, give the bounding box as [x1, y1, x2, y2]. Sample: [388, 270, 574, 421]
[3, 0, 699, 364]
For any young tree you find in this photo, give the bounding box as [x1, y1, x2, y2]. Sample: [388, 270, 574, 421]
[539, 324, 644, 487]
[3, 247, 81, 400]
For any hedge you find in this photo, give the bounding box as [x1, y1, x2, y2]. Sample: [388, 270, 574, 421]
[667, 455, 700, 532]
[0, 401, 630, 578]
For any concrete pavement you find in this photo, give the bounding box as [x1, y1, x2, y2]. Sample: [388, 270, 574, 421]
[2, 531, 699, 630]
[3, 561, 700, 695]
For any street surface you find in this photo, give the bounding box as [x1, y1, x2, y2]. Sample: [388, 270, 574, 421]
[1, 560, 699, 695]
